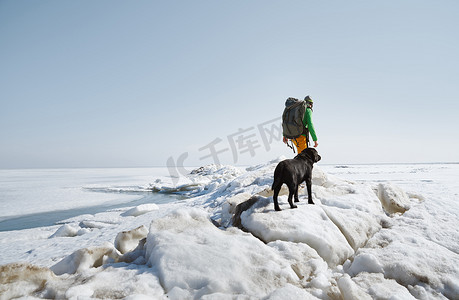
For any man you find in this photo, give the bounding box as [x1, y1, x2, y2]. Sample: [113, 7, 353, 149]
[283, 95, 318, 153]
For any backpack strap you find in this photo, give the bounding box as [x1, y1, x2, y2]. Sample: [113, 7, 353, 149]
[286, 139, 296, 153]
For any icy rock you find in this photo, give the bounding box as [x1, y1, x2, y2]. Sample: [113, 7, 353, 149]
[146, 208, 298, 299]
[240, 197, 354, 267]
[122, 204, 159, 217]
[221, 192, 252, 226]
[0, 263, 55, 299]
[115, 225, 149, 254]
[377, 183, 411, 214]
[50, 243, 120, 275]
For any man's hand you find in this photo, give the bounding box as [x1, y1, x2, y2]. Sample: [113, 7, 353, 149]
[283, 136, 288, 144]
[314, 141, 319, 147]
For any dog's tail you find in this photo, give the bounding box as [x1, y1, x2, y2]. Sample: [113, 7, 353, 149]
[271, 181, 277, 191]
[271, 165, 283, 191]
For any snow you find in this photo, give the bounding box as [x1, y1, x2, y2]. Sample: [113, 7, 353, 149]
[0, 168, 166, 220]
[50, 243, 120, 275]
[349, 273, 417, 300]
[240, 196, 354, 267]
[122, 204, 159, 217]
[376, 182, 412, 214]
[0, 162, 458, 299]
[49, 223, 88, 238]
[115, 225, 149, 254]
[146, 208, 298, 298]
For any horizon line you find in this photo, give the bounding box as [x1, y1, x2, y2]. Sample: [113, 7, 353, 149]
[1, 161, 458, 171]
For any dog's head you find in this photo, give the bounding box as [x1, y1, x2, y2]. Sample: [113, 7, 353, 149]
[298, 148, 321, 163]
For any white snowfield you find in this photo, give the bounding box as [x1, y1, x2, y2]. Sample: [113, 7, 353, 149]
[0, 159, 458, 299]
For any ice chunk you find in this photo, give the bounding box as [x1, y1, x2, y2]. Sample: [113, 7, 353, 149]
[268, 240, 325, 281]
[314, 182, 384, 216]
[50, 243, 120, 275]
[354, 227, 459, 299]
[220, 192, 252, 226]
[376, 183, 411, 214]
[119, 237, 147, 264]
[61, 265, 165, 299]
[122, 204, 159, 217]
[352, 272, 416, 299]
[268, 240, 343, 298]
[124, 295, 162, 300]
[312, 166, 328, 186]
[322, 206, 382, 250]
[240, 197, 354, 267]
[49, 224, 81, 238]
[337, 274, 372, 300]
[146, 208, 298, 298]
[347, 253, 384, 276]
[266, 283, 320, 299]
[0, 263, 55, 299]
[115, 225, 149, 254]
[79, 220, 112, 229]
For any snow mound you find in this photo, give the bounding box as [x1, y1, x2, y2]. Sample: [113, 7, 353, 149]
[122, 204, 159, 217]
[376, 183, 412, 214]
[337, 274, 372, 300]
[2, 159, 457, 299]
[0, 263, 55, 299]
[351, 227, 459, 299]
[79, 220, 112, 229]
[314, 180, 384, 216]
[351, 272, 416, 299]
[347, 253, 384, 276]
[146, 208, 299, 299]
[59, 265, 165, 299]
[115, 225, 149, 254]
[151, 164, 244, 196]
[311, 167, 329, 187]
[267, 240, 344, 298]
[51, 243, 120, 275]
[239, 197, 354, 267]
[321, 206, 382, 250]
[49, 224, 87, 238]
[266, 283, 319, 299]
[220, 192, 252, 227]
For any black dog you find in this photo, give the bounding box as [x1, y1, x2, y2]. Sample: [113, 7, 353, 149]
[271, 148, 321, 211]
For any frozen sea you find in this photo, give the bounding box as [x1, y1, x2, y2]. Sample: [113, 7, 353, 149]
[0, 162, 458, 299]
[0, 168, 180, 231]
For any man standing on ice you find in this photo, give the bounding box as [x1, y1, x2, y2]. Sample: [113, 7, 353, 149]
[283, 95, 318, 153]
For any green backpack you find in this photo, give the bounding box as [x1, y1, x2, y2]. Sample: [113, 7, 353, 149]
[282, 97, 307, 139]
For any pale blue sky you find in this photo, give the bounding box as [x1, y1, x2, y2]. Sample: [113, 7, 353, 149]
[1, 0, 458, 169]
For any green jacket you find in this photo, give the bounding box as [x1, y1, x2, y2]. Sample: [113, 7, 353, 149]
[303, 107, 317, 141]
